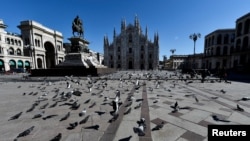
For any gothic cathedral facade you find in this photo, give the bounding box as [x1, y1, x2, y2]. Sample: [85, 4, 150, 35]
[104, 16, 159, 70]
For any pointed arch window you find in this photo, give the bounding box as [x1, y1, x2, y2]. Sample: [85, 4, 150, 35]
[129, 34, 132, 43]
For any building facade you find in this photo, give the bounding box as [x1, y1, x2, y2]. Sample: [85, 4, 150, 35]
[0, 19, 65, 72]
[104, 16, 159, 70]
[233, 12, 250, 70]
[0, 20, 31, 72]
[18, 20, 65, 69]
[204, 29, 235, 70]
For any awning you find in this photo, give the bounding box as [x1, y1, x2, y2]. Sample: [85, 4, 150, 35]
[18, 61, 23, 66]
[25, 62, 30, 66]
[9, 60, 15, 65]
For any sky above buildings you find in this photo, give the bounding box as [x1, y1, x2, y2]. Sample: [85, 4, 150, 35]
[0, 0, 250, 60]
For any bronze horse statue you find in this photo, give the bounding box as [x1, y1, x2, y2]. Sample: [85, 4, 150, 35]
[72, 19, 84, 37]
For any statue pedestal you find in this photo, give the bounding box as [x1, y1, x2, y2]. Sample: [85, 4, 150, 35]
[57, 52, 107, 68]
[68, 37, 89, 53]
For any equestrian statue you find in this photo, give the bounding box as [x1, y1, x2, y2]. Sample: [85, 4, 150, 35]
[72, 15, 84, 37]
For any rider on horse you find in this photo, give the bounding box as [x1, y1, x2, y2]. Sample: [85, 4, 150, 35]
[72, 15, 83, 37]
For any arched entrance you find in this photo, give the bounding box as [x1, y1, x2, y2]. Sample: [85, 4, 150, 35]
[37, 58, 43, 69]
[0, 59, 4, 71]
[9, 60, 16, 70]
[128, 60, 133, 69]
[17, 60, 23, 68]
[44, 42, 55, 68]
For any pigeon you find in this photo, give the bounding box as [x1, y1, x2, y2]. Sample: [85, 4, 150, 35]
[118, 135, 132, 141]
[89, 102, 96, 108]
[43, 114, 58, 120]
[66, 82, 71, 88]
[220, 89, 226, 94]
[67, 122, 78, 130]
[170, 101, 179, 113]
[125, 101, 133, 107]
[212, 115, 230, 122]
[84, 124, 99, 130]
[240, 97, 250, 101]
[133, 118, 146, 136]
[50, 133, 62, 141]
[60, 112, 70, 121]
[95, 111, 106, 116]
[8, 112, 22, 121]
[72, 90, 82, 96]
[153, 99, 159, 103]
[236, 104, 244, 112]
[70, 102, 80, 110]
[16, 126, 35, 138]
[124, 107, 132, 115]
[193, 95, 199, 103]
[134, 103, 142, 109]
[79, 115, 90, 124]
[32, 111, 45, 119]
[49, 102, 58, 108]
[79, 108, 87, 117]
[109, 113, 119, 123]
[152, 121, 165, 131]
[84, 99, 91, 104]
[26, 104, 36, 112]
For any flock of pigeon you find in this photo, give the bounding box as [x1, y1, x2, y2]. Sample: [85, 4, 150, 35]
[5, 71, 250, 141]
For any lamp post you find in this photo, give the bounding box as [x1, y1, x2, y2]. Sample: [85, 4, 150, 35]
[170, 49, 176, 69]
[189, 33, 201, 69]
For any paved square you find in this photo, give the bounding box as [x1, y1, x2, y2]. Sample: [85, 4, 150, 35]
[0, 71, 250, 141]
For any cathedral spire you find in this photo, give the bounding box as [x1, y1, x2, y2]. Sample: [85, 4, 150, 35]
[113, 28, 116, 39]
[145, 26, 148, 38]
[134, 14, 139, 28]
[104, 35, 109, 46]
[121, 18, 126, 31]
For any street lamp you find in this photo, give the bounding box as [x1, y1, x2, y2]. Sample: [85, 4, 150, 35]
[189, 33, 201, 69]
[170, 49, 176, 69]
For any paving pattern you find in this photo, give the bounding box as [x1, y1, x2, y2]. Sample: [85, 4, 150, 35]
[0, 71, 250, 141]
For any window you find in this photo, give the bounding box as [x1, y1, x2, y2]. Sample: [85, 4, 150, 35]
[118, 55, 120, 60]
[129, 48, 132, 53]
[141, 45, 144, 51]
[117, 46, 120, 52]
[57, 45, 61, 51]
[110, 55, 113, 60]
[8, 48, 14, 55]
[129, 34, 132, 43]
[141, 54, 144, 59]
[17, 49, 22, 56]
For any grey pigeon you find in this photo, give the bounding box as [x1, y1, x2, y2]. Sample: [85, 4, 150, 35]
[16, 126, 35, 138]
[79, 115, 90, 124]
[43, 114, 58, 120]
[84, 124, 99, 130]
[124, 107, 132, 115]
[60, 112, 70, 121]
[118, 135, 132, 141]
[50, 133, 62, 141]
[67, 122, 78, 130]
[8, 112, 22, 121]
[152, 121, 165, 131]
[236, 104, 244, 112]
[32, 111, 45, 119]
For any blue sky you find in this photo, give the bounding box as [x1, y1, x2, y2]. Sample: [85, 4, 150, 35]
[1, 0, 250, 60]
